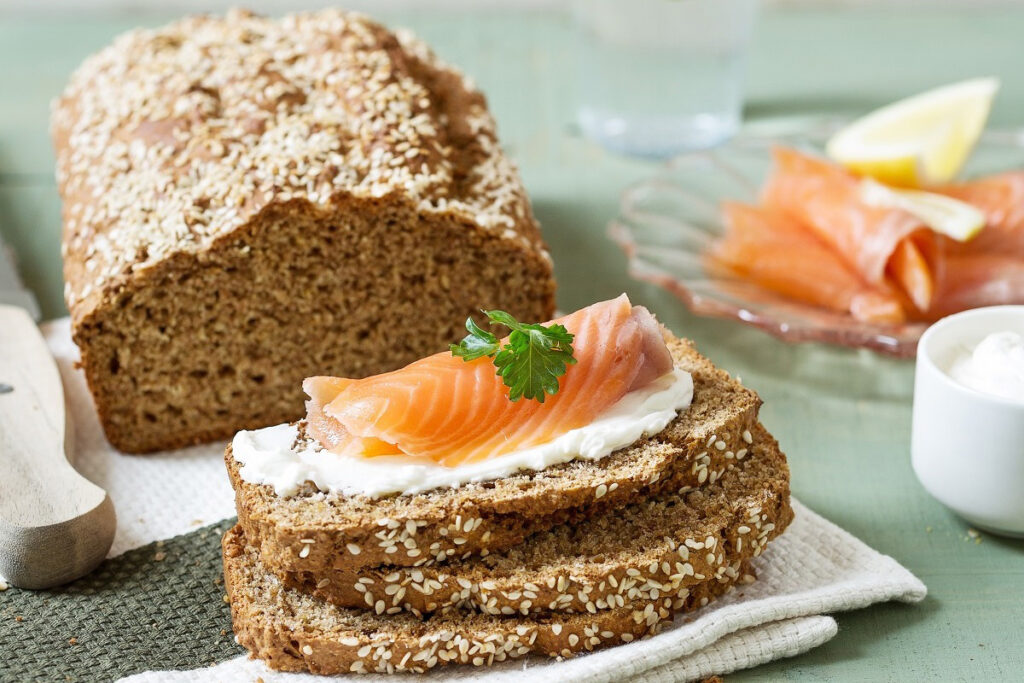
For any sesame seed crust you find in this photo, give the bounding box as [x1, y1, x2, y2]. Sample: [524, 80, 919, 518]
[223, 525, 752, 675]
[54, 8, 547, 323]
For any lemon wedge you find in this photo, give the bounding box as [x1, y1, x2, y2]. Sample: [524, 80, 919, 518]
[827, 78, 1000, 187]
[860, 178, 985, 242]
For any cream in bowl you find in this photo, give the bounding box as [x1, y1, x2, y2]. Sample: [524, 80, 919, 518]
[948, 331, 1024, 402]
[912, 306, 1024, 537]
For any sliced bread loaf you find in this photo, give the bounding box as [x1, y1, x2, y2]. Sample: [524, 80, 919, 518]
[280, 423, 790, 616]
[223, 525, 752, 674]
[54, 9, 555, 453]
[227, 335, 761, 572]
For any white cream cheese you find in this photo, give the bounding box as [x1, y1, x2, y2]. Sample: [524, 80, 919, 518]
[948, 331, 1024, 402]
[233, 367, 694, 497]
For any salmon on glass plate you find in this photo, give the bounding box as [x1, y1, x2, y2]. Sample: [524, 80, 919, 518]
[609, 79, 1024, 357]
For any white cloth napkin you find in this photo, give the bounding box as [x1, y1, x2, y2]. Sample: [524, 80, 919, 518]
[42, 320, 926, 682]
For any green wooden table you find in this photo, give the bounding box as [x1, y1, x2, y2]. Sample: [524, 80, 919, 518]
[2, 6, 1022, 680]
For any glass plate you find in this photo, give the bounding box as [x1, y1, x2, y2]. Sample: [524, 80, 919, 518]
[608, 118, 1024, 358]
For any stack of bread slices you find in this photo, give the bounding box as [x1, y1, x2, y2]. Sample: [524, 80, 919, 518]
[222, 334, 793, 675]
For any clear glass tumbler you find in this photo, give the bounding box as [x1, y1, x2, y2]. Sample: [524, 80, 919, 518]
[574, 0, 758, 158]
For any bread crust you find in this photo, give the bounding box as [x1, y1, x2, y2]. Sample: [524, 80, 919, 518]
[54, 10, 555, 453]
[228, 335, 762, 572]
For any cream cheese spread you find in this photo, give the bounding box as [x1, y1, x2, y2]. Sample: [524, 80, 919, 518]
[948, 331, 1024, 402]
[232, 367, 694, 497]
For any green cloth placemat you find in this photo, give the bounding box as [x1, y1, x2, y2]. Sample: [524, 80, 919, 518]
[1, 523, 242, 682]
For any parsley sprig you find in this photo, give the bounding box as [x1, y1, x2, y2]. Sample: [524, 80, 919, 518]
[450, 311, 576, 403]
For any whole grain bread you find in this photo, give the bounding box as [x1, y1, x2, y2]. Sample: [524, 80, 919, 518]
[280, 423, 790, 616]
[223, 525, 753, 675]
[53, 9, 555, 453]
[227, 334, 761, 572]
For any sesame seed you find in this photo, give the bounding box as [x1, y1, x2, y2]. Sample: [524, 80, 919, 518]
[302, 644, 313, 655]
[298, 545, 310, 559]
[715, 440, 726, 451]
[346, 543, 361, 555]
[742, 429, 753, 444]
[595, 484, 608, 499]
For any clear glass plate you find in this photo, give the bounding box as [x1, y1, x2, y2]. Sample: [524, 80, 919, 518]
[608, 118, 1024, 358]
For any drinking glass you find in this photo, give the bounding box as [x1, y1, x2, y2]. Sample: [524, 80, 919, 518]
[574, 0, 758, 158]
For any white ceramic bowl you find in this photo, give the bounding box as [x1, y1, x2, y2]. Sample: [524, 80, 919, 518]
[912, 306, 1024, 537]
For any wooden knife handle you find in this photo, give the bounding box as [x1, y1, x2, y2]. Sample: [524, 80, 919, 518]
[0, 305, 115, 588]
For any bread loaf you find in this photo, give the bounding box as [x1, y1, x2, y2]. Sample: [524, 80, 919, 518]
[53, 9, 555, 453]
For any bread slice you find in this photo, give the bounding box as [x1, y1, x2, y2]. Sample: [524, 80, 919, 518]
[227, 335, 761, 572]
[280, 423, 790, 616]
[54, 9, 555, 453]
[223, 526, 753, 674]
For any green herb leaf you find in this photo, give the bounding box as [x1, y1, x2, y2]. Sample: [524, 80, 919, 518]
[450, 311, 577, 402]
[450, 316, 500, 361]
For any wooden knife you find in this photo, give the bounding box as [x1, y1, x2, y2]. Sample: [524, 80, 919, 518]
[0, 244, 115, 589]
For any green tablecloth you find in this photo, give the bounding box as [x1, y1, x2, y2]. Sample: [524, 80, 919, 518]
[1, 6, 1022, 680]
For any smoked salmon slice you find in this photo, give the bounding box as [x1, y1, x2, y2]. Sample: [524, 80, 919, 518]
[928, 172, 1024, 316]
[939, 171, 1024, 253]
[932, 251, 1024, 317]
[709, 203, 905, 324]
[761, 147, 936, 313]
[304, 295, 676, 466]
